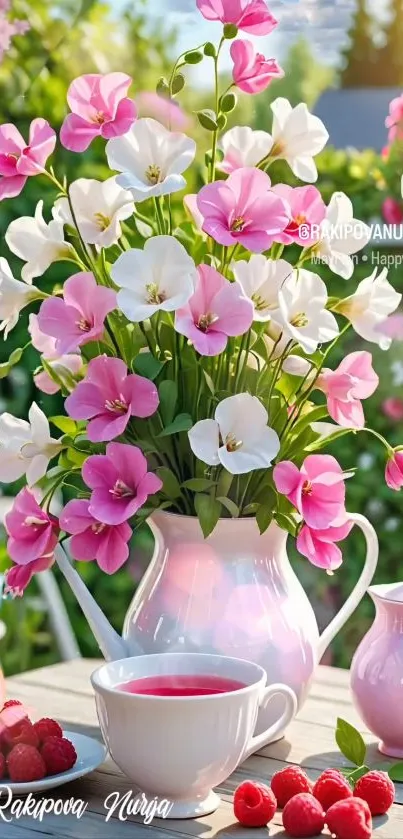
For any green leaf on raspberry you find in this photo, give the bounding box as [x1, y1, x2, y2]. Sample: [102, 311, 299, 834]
[346, 766, 370, 785]
[336, 718, 367, 767]
[388, 762, 403, 782]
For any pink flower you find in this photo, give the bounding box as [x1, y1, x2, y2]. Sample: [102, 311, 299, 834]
[196, 0, 277, 35]
[386, 94, 403, 143]
[272, 184, 326, 246]
[136, 92, 189, 130]
[175, 264, 253, 356]
[60, 499, 132, 574]
[296, 521, 353, 572]
[382, 197, 403, 225]
[82, 442, 162, 525]
[65, 355, 159, 442]
[385, 451, 403, 491]
[0, 118, 56, 201]
[273, 454, 346, 529]
[196, 167, 290, 252]
[383, 398, 403, 422]
[317, 351, 379, 430]
[29, 313, 82, 395]
[5, 556, 55, 598]
[231, 39, 282, 95]
[60, 73, 137, 153]
[37, 272, 116, 355]
[5, 488, 59, 567]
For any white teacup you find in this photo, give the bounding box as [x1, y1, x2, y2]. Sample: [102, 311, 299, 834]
[91, 652, 297, 819]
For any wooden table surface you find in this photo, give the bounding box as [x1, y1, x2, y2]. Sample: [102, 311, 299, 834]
[3, 660, 402, 838]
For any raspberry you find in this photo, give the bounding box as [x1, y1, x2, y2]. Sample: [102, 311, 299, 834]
[7, 744, 46, 783]
[2, 719, 39, 752]
[33, 718, 63, 745]
[282, 793, 325, 837]
[326, 797, 372, 839]
[233, 780, 277, 827]
[354, 770, 395, 816]
[41, 736, 77, 775]
[0, 753, 6, 780]
[271, 765, 312, 808]
[1, 700, 23, 710]
[313, 768, 353, 811]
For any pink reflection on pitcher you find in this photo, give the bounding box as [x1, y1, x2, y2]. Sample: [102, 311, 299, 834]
[351, 582, 403, 758]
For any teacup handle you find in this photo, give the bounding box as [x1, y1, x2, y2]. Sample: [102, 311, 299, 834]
[242, 684, 297, 761]
[317, 513, 379, 661]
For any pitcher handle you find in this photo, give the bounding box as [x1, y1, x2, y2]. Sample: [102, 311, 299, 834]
[242, 684, 297, 761]
[317, 513, 378, 662]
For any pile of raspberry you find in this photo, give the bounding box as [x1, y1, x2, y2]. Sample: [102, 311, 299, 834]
[233, 764, 395, 838]
[0, 699, 77, 783]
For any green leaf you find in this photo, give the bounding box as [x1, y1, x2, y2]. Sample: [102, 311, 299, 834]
[50, 416, 77, 435]
[388, 762, 403, 782]
[204, 42, 216, 57]
[0, 347, 24, 379]
[220, 92, 237, 113]
[197, 109, 218, 131]
[195, 494, 222, 538]
[184, 50, 203, 64]
[335, 718, 366, 767]
[182, 478, 216, 492]
[172, 73, 185, 94]
[218, 497, 239, 517]
[202, 369, 215, 395]
[134, 353, 164, 381]
[256, 504, 274, 534]
[66, 447, 87, 467]
[156, 467, 181, 499]
[159, 380, 178, 425]
[347, 766, 370, 785]
[274, 512, 298, 537]
[158, 413, 193, 437]
[217, 469, 233, 497]
[217, 113, 227, 130]
[223, 22, 238, 38]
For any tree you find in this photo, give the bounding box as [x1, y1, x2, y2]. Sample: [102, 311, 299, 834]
[375, 0, 403, 86]
[340, 0, 378, 88]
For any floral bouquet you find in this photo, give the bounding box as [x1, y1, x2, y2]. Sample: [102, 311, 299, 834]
[0, 0, 402, 598]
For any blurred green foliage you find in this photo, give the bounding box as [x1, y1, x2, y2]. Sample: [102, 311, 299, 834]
[0, 1, 402, 676]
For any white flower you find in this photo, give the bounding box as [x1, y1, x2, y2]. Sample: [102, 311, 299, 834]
[270, 98, 329, 183]
[337, 267, 402, 349]
[232, 255, 292, 322]
[276, 269, 339, 354]
[106, 118, 196, 202]
[111, 235, 197, 322]
[5, 201, 73, 283]
[0, 258, 40, 338]
[315, 192, 371, 280]
[218, 126, 273, 173]
[188, 393, 280, 475]
[282, 355, 314, 378]
[54, 178, 135, 250]
[0, 403, 62, 486]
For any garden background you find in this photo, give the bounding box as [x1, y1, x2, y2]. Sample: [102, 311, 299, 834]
[0, 0, 402, 673]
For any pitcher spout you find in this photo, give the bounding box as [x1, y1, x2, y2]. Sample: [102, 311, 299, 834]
[55, 542, 129, 661]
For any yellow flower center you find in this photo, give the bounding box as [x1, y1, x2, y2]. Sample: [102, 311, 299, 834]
[225, 432, 243, 453]
[94, 212, 111, 231]
[146, 164, 162, 185]
[231, 216, 246, 232]
[197, 313, 219, 332]
[105, 397, 128, 414]
[290, 312, 308, 328]
[146, 282, 166, 305]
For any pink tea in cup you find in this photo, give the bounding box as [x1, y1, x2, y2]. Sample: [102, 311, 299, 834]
[117, 674, 246, 697]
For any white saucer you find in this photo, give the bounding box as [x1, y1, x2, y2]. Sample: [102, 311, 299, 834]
[0, 731, 107, 795]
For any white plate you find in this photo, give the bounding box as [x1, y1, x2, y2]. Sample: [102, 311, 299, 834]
[0, 731, 108, 795]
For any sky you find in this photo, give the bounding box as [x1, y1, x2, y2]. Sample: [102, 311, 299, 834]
[115, 0, 390, 68]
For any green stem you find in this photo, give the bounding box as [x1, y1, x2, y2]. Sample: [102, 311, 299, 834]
[209, 37, 224, 183]
[154, 197, 166, 234]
